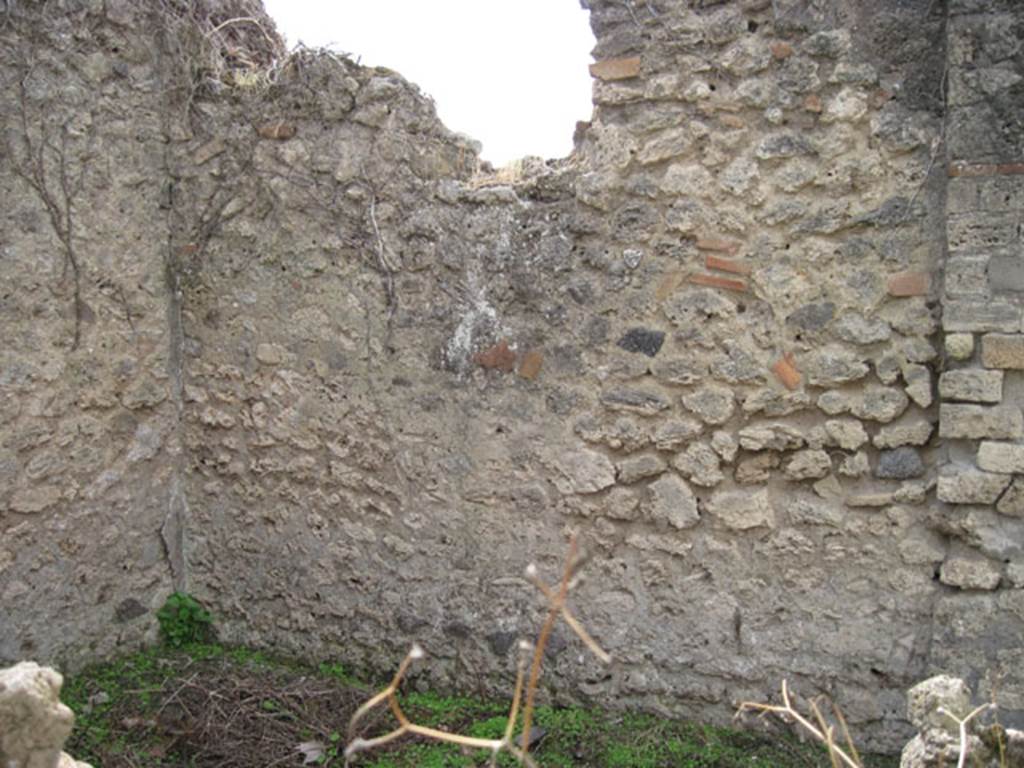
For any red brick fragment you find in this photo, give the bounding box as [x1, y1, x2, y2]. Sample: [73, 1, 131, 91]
[257, 121, 297, 141]
[803, 94, 823, 113]
[689, 273, 747, 293]
[474, 339, 516, 372]
[589, 57, 642, 81]
[719, 114, 746, 129]
[949, 162, 1024, 178]
[518, 350, 544, 381]
[705, 255, 752, 275]
[695, 237, 741, 255]
[887, 271, 930, 297]
[772, 354, 801, 391]
[770, 41, 794, 60]
[177, 243, 199, 256]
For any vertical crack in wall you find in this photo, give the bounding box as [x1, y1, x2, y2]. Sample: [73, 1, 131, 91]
[154, 12, 189, 594]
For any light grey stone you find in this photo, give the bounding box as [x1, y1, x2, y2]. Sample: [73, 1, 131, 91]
[824, 419, 868, 450]
[943, 300, 1021, 332]
[906, 675, 973, 732]
[817, 390, 855, 416]
[705, 488, 775, 530]
[939, 557, 1002, 591]
[616, 453, 667, 484]
[672, 442, 724, 487]
[710, 430, 738, 462]
[851, 387, 909, 423]
[839, 451, 870, 477]
[937, 469, 1011, 504]
[939, 404, 1024, 440]
[644, 473, 700, 530]
[938, 370, 1003, 403]
[977, 441, 1024, 474]
[902, 364, 932, 409]
[944, 333, 975, 361]
[0, 662, 93, 768]
[738, 423, 805, 452]
[803, 345, 870, 386]
[834, 313, 891, 344]
[784, 449, 832, 480]
[874, 419, 934, 449]
[997, 478, 1024, 517]
[682, 385, 735, 425]
[736, 453, 780, 484]
[552, 449, 617, 495]
[898, 529, 946, 565]
[651, 418, 704, 451]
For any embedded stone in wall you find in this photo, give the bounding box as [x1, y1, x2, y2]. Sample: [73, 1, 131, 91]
[616, 453, 667, 484]
[823, 419, 869, 450]
[874, 419, 934, 449]
[681, 385, 735, 426]
[876, 448, 926, 480]
[738, 423, 804, 452]
[902, 364, 933, 409]
[643, 474, 699, 530]
[671, 442, 724, 487]
[981, 333, 1024, 369]
[938, 370, 1003, 403]
[943, 300, 1021, 332]
[945, 333, 975, 361]
[939, 557, 1002, 590]
[998, 479, 1024, 517]
[551, 449, 617, 495]
[784, 449, 832, 480]
[705, 489, 775, 531]
[601, 388, 672, 416]
[939, 404, 1024, 440]
[977, 442, 1024, 475]
[937, 469, 1011, 504]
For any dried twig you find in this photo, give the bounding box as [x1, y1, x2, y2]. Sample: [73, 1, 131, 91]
[938, 702, 995, 768]
[344, 536, 611, 766]
[737, 681, 863, 768]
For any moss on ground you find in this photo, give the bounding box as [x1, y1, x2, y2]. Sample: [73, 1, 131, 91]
[62, 644, 899, 768]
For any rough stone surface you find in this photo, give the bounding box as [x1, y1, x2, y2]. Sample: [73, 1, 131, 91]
[876, 448, 926, 480]
[705, 489, 775, 531]
[939, 404, 1024, 440]
[945, 332, 975, 361]
[939, 557, 1003, 591]
[644, 474, 699, 530]
[2, 0, 1023, 751]
[0, 662, 93, 768]
[937, 469, 1011, 504]
[982, 333, 1024, 369]
[977, 441, 1024, 474]
[939, 370, 1003, 402]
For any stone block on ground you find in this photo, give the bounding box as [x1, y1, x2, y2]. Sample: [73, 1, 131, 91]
[0, 662, 93, 768]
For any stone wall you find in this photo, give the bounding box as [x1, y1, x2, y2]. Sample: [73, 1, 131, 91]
[1, 0, 1023, 751]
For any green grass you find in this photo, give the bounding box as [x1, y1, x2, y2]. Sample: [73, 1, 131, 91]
[61, 643, 900, 768]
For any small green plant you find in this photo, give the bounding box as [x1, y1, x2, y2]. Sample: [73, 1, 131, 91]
[157, 592, 213, 647]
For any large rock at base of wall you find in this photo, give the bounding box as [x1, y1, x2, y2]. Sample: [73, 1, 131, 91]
[0, 662, 93, 768]
[900, 674, 1024, 768]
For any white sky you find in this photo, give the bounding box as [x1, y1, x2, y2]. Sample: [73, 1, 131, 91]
[261, 0, 597, 167]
